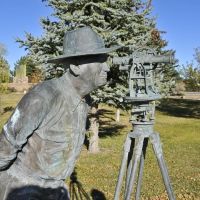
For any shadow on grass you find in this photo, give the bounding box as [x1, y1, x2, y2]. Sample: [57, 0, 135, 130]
[157, 98, 200, 119]
[69, 170, 91, 200]
[91, 189, 106, 200]
[99, 121, 126, 138]
[0, 106, 14, 115]
[84, 107, 126, 144]
[98, 108, 126, 138]
[70, 170, 107, 200]
[98, 109, 116, 122]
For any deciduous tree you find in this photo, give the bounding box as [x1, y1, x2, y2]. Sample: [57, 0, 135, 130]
[179, 48, 200, 92]
[0, 57, 9, 84]
[181, 63, 200, 92]
[0, 43, 7, 57]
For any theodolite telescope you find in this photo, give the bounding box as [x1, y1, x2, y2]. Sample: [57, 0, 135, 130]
[113, 54, 174, 66]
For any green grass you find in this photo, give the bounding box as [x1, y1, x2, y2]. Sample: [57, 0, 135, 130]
[0, 94, 199, 200]
[0, 93, 23, 128]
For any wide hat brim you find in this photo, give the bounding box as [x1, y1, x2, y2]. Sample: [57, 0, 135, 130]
[48, 45, 121, 63]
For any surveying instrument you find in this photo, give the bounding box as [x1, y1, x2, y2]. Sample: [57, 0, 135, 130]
[113, 47, 176, 200]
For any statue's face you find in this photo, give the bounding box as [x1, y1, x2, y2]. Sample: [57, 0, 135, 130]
[76, 54, 109, 93]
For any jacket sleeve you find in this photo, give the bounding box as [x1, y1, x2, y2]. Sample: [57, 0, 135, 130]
[0, 92, 47, 170]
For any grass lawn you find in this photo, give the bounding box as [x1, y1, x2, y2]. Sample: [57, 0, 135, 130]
[0, 93, 24, 128]
[0, 93, 199, 200]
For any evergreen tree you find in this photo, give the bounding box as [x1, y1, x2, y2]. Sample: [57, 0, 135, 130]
[17, 0, 175, 152]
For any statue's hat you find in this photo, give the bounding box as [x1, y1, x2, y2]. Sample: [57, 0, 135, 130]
[48, 26, 120, 63]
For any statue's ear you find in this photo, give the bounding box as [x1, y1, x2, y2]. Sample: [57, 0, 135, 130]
[70, 64, 81, 76]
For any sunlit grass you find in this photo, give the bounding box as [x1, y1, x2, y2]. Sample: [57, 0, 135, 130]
[0, 93, 23, 127]
[76, 105, 200, 200]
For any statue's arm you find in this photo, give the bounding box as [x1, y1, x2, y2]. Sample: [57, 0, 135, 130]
[0, 92, 47, 170]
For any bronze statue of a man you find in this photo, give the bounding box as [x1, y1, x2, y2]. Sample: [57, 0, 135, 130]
[0, 27, 120, 199]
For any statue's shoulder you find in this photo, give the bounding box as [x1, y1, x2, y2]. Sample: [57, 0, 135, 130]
[32, 78, 56, 90]
[31, 78, 61, 96]
[18, 79, 59, 105]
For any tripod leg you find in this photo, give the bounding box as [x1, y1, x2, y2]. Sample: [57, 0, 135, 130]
[114, 135, 132, 200]
[125, 137, 135, 195]
[135, 138, 148, 200]
[125, 136, 144, 200]
[150, 133, 176, 200]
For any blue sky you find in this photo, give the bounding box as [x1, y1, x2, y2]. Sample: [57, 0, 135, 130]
[152, 0, 200, 66]
[0, 0, 52, 70]
[0, 0, 200, 70]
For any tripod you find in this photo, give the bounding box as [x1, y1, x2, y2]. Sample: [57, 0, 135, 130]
[114, 122, 176, 200]
[112, 46, 176, 200]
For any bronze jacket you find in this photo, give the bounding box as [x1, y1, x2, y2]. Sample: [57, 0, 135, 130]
[0, 73, 89, 187]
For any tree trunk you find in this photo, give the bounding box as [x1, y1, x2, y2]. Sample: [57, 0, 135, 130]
[115, 108, 120, 122]
[88, 104, 99, 153]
